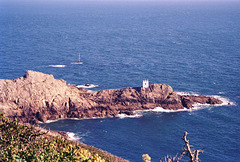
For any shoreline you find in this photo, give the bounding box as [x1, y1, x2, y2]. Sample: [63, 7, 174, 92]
[43, 93, 234, 124]
[0, 70, 226, 124]
[41, 94, 235, 145]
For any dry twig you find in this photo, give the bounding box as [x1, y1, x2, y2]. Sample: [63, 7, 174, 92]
[160, 131, 204, 162]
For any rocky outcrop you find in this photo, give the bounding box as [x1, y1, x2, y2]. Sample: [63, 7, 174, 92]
[0, 71, 223, 124]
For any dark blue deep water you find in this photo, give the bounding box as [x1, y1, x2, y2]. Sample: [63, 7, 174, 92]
[1, 1, 240, 161]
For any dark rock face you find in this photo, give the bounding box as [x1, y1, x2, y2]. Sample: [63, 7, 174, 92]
[0, 71, 223, 124]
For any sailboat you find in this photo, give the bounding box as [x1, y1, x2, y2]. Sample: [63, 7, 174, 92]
[71, 53, 83, 64]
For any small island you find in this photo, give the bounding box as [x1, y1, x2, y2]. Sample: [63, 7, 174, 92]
[0, 70, 222, 124]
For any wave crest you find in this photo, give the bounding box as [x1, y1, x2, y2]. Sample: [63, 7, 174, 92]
[49, 65, 66, 68]
[66, 132, 81, 141]
[118, 113, 142, 119]
[76, 84, 99, 89]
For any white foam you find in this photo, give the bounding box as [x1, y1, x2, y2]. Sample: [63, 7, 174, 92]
[118, 113, 142, 119]
[67, 132, 81, 141]
[49, 65, 66, 68]
[208, 95, 236, 106]
[176, 92, 235, 106]
[45, 116, 113, 123]
[149, 107, 189, 112]
[91, 116, 112, 119]
[134, 107, 190, 113]
[176, 92, 190, 96]
[192, 103, 212, 110]
[76, 84, 99, 89]
[117, 107, 196, 118]
[44, 94, 235, 123]
[45, 119, 59, 123]
[87, 90, 94, 93]
[45, 118, 79, 123]
[133, 94, 235, 114]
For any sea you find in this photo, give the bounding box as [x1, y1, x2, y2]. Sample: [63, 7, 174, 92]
[0, 1, 240, 161]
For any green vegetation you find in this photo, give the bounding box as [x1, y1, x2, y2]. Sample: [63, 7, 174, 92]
[0, 113, 126, 162]
[0, 112, 202, 162]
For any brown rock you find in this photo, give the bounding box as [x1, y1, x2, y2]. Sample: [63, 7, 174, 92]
[0, 71, 223, 123]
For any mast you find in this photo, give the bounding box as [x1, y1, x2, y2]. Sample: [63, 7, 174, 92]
[71, 53, 83, 64]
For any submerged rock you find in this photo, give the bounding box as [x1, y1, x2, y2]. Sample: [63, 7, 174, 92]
[0, 71, 223, 123]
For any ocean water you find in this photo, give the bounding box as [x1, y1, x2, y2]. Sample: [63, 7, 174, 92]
[0, 1, 240, 161]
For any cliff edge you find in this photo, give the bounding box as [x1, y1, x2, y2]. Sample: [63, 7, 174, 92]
[0, 71, 222, 123]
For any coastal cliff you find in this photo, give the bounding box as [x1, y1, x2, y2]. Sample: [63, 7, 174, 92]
[0, 71, 222, 123]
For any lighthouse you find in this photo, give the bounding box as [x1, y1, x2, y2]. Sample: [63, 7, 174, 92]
[142, 80, 149, 88]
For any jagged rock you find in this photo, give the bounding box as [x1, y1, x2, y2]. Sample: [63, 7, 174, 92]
[0, 71, 223, 123]
[181, 95, 222, 109]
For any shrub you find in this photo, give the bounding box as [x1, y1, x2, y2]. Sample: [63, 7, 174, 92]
[0, 113, 106, 161]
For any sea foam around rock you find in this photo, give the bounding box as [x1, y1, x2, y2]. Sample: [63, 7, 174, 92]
[66, 132, 81, 141]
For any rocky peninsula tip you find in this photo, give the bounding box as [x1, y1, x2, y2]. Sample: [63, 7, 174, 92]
[0, 70, 223, 124]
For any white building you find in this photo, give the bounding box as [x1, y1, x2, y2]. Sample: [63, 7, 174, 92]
[143, 80, 149, 88]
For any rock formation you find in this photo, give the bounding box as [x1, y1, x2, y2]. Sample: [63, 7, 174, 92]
[0, 71, 223, 124]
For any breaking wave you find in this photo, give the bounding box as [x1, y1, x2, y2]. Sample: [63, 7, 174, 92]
[44, 92, 235, 122]
[176, 91, 235, 106]
[49, 65, 66, 68]
[66, 132, 81, 141]
[76, 84, 99, 89]
[118, 113, 142, 119]
[133, 107, 190, 115]
[208, 95, 236, 106]
[123, 93, 236, 117]
[45, 118, 80, 123]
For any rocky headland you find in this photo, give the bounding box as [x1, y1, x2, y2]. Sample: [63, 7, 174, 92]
[0, 71, 223, 124]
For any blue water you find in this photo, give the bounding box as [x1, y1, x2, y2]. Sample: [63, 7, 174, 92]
[1, 1, 240, 161]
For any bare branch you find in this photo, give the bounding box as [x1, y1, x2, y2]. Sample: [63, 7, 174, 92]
[160, 131, 204, 162]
